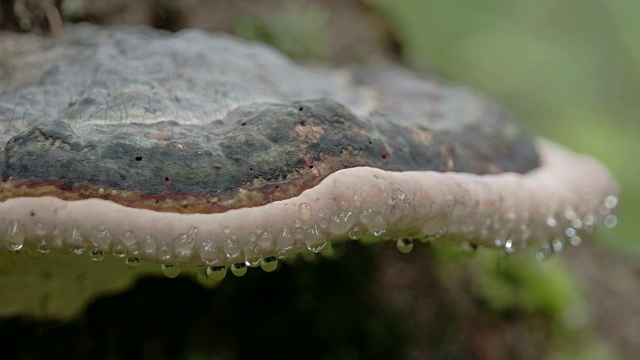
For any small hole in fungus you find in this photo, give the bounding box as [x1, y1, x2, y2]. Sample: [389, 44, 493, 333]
[30, 210, 36, 217]
[135, 156, 142, 161]
[298, 107, 304, 111]
[164, 177, 171, 183]
[241, 121, 246, 126]
[249, 167, 254, 171]
[309, 165, 314, 169]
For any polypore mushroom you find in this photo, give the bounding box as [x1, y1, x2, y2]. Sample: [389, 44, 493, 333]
[0, 25, 617, 318]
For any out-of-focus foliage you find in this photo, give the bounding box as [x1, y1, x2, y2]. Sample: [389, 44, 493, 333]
[370, 0, 640, 260]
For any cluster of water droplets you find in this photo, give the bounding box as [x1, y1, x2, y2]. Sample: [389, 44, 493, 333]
[0, 188, 619, 280]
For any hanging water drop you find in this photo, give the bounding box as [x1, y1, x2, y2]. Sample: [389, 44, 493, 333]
[126, 257, 140, 270]
[353, 191, 362, 208]
[603, 214, 618, 228]
[89, 249, 104, 262]
[569, 236, 582, 247]
[396, 238, 414, 254]
[36, 238, 50, 254]
[111, 242, 128, 258]
[536, 240, 553, 260]
[564, 227, 577, 238]
[231, 262, 247, 277]
[260, 256, 279, 272]
[551, 239, 564, 253]
[369, 215, 386, 236]
[298, 203, 312, 221]
[504, 239, 515, 254]
[604, 195, 618, 209]
[348, 226, 362, 240]
[157, 241, 173, 261]
[161, 264, 181, 278]
[5, 220, 25, 251]
[206, 265, 227, 281]
[304, 225, 327, 253]
[68, 228, 87, 254]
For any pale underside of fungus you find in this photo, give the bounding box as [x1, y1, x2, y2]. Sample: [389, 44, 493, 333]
[0, 25, 617, 318]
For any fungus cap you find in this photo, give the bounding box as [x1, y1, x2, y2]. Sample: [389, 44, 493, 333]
[0, 25, 618, 318]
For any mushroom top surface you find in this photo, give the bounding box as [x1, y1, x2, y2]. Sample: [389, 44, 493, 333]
[0, 24, 539, 214]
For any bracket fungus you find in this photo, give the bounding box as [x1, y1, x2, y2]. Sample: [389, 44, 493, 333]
[0, 25, 618, 318]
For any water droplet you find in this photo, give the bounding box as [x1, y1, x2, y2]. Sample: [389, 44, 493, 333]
[604, 195, 618, 209]
[304, 225, 327, 253]
[33, 222, 47, 249]
[206, 266, 227, 281]
[257, 228, 275, 251]
[68, 228, 87, 254]
[546, 216, 557, 228]
[298, 203, 312, 221]
[552, 239, 564, 253]
[328, 211, 355, 235]
[369, 215, 386, 237]
[396, 238, 414, 254]
[36, 238, 50, 254]
[157, 241, 173, 261]
[260, 256, 278, 272]
[126, 257, 140, 270]
[231, 262, 247, 277]
[5, 220, 25, 251]
[141, 234, 157, 257]
[564, 227, 577, 238]
[564, 209, 577, 221]
[278, 225, 295, 253]
[396, 188, 406, 201]
[244, 242, 262, 267]
[199, 239, 222, 265]
[92, 228, 113, 250]
[51, 227, 64, 248]
[569, 236, 582, 247]
[111, 241, 128, 258]
[536, 241, 552, 260]
[120, 231, 140, 254]
[571, 219, 583, 230]
[223, 225, 231, 234]
[174, 227, 198, 263]
[89, 249, 104, 262]
[348, 226, 362, 240]
[353, 191, 362, 208]
[603, 214, 618, 228]
[223, 238, 242, 260]
[161, 264, 181, 278]
[504, 239, 515, 254]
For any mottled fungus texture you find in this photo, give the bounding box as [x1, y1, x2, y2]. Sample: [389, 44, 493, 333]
[0, 25, 617, 318]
